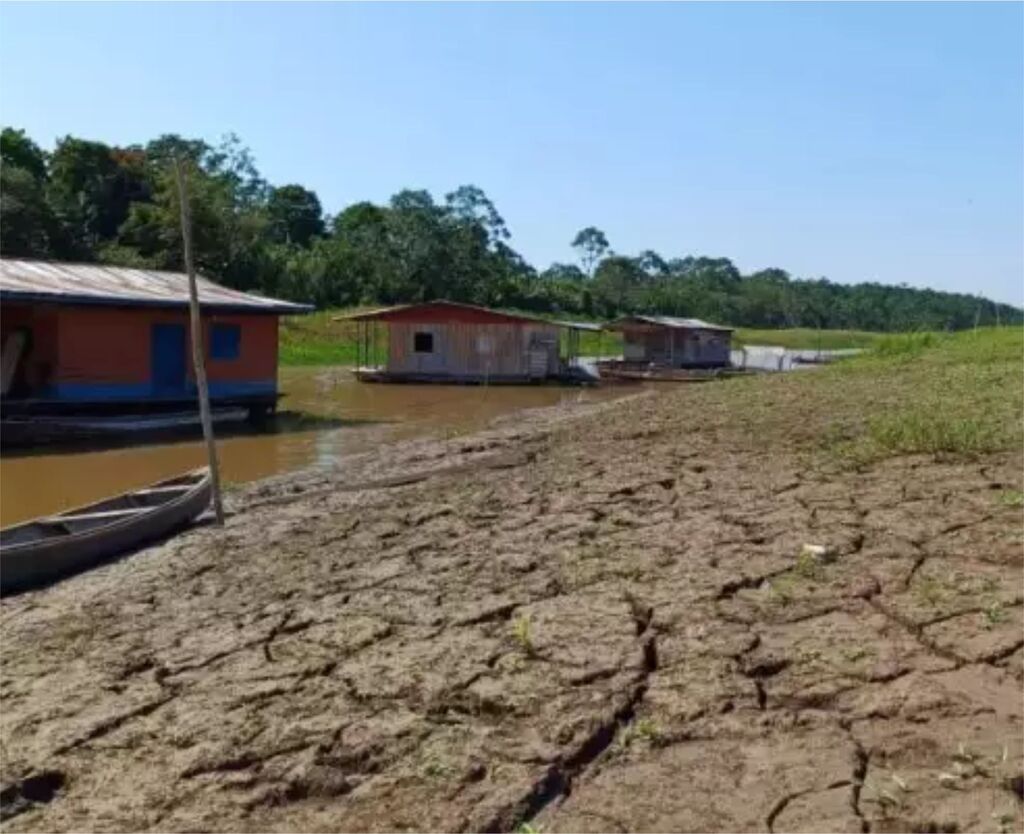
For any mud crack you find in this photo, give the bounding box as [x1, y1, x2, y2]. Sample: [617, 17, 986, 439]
[849, 731, 870, 833]
[482, 598, 660, 833]
[52, 694, 174, 755]
[765, 779, 854, 833]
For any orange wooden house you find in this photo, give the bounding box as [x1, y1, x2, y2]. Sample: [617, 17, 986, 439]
[0, 259, 310, 417]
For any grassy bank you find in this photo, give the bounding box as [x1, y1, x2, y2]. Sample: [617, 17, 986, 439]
[732, 327, 883, 350]
[279, 309, 363, 366]
[713, 326, 1023, 466]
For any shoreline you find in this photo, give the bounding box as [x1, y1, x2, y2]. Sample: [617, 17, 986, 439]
[230, 386, 654, 513]
[1, 336, 1020, 833]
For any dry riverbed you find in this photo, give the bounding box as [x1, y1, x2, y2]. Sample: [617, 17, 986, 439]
[1, 356, 1022, 832]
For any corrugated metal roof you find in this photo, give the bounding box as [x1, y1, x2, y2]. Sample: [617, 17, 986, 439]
[0, 259, 312, 314]
[606, 315, 734, 332]
[335, 300, 599, 330]
[554, 320, 603, 332]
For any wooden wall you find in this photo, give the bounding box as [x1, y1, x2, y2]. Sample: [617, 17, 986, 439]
[2, 303, 281, 401]
[53, 308, 279, 386]
[1, 304, 59, 393]
[386, 321, 561, 378]
[622, 328, 732, 367]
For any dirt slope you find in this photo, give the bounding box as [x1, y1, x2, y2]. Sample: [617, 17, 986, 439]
[1, 376, 1021, 833]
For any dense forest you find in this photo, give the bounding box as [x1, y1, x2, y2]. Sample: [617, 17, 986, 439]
[2, 127, 1020, 330]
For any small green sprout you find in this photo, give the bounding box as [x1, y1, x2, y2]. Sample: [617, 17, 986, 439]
[983, 602, 1008, 629]
[421, 758, 451, 779]
[511, 616, 534, 656]
[768, 575, 797, 605]
[616, 717, 663, 751]
[992, 810, 1016, 834]
[915, 576, 947, 607]
[842, 646, 871, 663]
[999, 490, 1024, 507]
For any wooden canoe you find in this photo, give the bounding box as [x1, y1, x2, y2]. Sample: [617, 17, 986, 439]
[0, 468, 212, 595]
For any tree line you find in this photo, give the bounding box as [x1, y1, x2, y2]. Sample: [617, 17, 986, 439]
[2, 127, 1020, 331]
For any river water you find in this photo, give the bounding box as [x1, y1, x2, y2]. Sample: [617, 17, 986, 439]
[0, 368, 628, 527]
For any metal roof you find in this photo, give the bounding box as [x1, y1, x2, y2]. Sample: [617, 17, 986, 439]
[605, 315, 734, 332]
[335, 300, 599, 330]
[0, 259, 312, 314]
[554, 320, 603, 332]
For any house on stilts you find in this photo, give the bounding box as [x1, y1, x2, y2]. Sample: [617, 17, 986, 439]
[0, 258, 311, 420]
[337, 300, 599, 384]
[603, 315, 734, 369]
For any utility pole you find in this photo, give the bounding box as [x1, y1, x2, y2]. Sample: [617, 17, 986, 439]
[174, 157, 225, 525]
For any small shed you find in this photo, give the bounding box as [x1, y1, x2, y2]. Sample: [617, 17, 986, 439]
[0, 258, 311, 416]
[338, 301, 596, 384]
[605, 315, 734, 368]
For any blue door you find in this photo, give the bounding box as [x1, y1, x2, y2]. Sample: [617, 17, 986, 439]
[151, 324, 187, 396]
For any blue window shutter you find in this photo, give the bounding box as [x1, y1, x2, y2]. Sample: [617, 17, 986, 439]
[210, 324, 241, 360]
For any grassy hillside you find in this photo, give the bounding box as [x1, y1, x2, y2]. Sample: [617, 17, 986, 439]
[715, 326, 1023, 466]
[835, 326, 1023, 463]
[732, 328, 883, 350]
[279, 309, 365, 366]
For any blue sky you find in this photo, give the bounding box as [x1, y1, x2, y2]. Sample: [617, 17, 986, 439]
[1, 2, 1021, 305]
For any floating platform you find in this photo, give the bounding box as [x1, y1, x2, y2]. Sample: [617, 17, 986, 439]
[353, 366, 598, 386]
[595, 360, 757, 383]
[1, 408, 252, 448]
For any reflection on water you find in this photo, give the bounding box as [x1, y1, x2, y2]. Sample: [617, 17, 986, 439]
[1, 368, 625, 526]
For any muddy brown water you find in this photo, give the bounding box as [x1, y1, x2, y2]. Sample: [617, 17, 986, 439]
[0, 367, 630, 527]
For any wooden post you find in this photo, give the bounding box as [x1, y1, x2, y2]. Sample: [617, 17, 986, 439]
[174, 157, 225, 526]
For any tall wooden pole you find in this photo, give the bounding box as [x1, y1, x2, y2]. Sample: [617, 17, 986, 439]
[174, 157, 225, 525]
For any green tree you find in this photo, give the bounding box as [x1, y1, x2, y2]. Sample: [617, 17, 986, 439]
[593, 255, 645, 314]
[1, 128, 47, 179]
[47, 136, 142, 257]
[0, 128, 54, 256]
[267, 184, 324, 246]
[571, 226, 610, 277]
[1, 125, 1021, 329]
[445, 185, 509, 246]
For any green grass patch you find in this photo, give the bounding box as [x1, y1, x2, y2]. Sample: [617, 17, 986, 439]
[871, 331, 941, 359]
[999, 490, 1024, 508]
[865, 413, 1003, 457]
[824, 327, 1024, 465]
[709, 326, 1021, 467]
[733, 328, 883, 350]
[279, 308, 370, 366]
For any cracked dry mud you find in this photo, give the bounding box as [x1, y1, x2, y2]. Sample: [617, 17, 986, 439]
[1, 383, 1021, 833]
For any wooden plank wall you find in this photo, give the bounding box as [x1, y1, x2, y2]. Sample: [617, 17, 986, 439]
[387, 321, 561, 377]
[621, 328, 732, 367]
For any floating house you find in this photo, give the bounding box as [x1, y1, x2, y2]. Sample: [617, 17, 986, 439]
[603, 315, 734, 369]
[338, 301, 599, 384]
[0, 259, 311, 418]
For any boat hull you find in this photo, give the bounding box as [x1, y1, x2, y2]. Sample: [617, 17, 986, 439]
[0, 469, 212, 595]
[595, 361, 756, 383]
